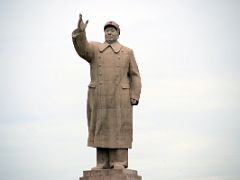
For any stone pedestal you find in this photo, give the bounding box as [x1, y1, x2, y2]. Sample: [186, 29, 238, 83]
[80, 169, 142, 180]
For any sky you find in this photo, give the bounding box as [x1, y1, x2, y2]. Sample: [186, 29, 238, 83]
[1, 0, 240, 179]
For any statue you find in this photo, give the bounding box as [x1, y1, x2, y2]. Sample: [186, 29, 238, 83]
[72, 14, 142, 170]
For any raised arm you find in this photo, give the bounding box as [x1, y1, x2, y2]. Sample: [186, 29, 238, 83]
[72, 14, 94, 62]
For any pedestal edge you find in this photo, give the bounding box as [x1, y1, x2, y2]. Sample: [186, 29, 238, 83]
[83, 168, 139, 176]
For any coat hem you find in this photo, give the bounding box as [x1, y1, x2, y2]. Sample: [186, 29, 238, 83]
[87, 142, 132, 149]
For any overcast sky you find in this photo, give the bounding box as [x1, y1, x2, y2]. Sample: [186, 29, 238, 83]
[1, 0, 240, 180]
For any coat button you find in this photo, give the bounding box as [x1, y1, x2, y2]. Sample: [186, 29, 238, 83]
[98, 64, 102, 67]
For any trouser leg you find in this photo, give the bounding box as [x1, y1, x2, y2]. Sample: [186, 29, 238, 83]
[109, 148, 128, 169]
[92, 148, 109, 169]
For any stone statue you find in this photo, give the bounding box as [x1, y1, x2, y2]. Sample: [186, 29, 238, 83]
[72, 14, 142, 170]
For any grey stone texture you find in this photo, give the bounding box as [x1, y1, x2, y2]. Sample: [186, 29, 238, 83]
[73, 14, 142, 177]
[80, 169, 142, 180]
[72, 14, 142, 149]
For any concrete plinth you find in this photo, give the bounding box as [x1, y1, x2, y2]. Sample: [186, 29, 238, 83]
[80, 169, 142, 180]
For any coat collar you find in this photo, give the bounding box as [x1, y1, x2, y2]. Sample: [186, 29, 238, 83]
[98, 41, 122, 53]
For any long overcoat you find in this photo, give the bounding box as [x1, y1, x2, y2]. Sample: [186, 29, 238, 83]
[72, 30, 141, 148]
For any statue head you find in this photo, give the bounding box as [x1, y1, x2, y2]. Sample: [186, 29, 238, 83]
[104, 21, 120, 44]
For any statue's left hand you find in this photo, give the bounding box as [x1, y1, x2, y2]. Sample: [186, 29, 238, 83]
[130, 98, 138, 105]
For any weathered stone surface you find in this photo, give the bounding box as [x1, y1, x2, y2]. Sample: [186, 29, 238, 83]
[80, 169, 142, 180]
[72, 14, 141, 149]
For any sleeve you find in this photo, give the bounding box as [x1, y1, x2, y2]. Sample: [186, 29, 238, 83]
[72, 29, 94, 63]
[129, 49, 142, 101]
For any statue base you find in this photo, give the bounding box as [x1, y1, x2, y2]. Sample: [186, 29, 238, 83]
[80, 169, 142, 180]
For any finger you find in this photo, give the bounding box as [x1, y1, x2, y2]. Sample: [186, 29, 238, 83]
[84, 20, 89, 30]
[78, 14, 82, 28]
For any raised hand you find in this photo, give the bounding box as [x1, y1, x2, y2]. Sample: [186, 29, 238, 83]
[77, 13, 89, 31]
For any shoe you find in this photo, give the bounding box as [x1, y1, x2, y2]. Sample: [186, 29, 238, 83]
[91, 164, 105, 170]
[113, 164, 125, 169]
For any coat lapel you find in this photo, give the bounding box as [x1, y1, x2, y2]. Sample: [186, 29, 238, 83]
[98, 41, 122, 53]
[111, 42, 122, 53]
[98, 42, 109, 52]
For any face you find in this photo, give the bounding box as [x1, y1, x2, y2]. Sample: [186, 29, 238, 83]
[104, 26, 119, 44]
